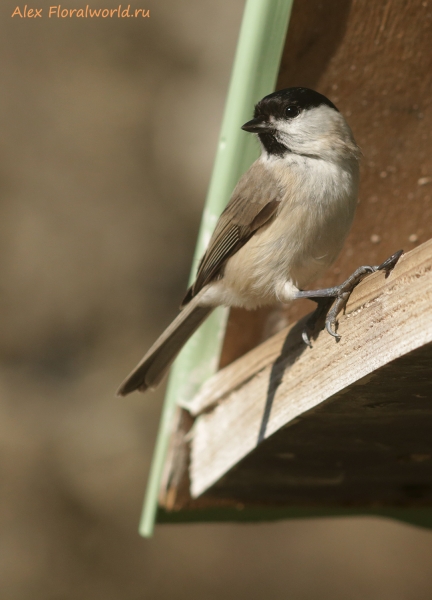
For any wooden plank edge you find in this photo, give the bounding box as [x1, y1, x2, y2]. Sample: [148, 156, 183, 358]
[190, 240, 432, 497]
[188, 240, 432, 416]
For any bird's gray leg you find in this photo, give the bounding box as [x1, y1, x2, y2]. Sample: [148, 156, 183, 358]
[301, 298, 333, 347]
[295, 250, 403, 343]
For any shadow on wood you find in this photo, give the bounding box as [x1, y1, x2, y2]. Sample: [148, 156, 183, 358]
[158, 241, 432, 528]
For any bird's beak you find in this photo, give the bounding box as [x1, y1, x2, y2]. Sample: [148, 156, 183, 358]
[241, 117, 273, 133]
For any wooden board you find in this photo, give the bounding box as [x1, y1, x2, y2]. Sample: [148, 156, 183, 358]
[159, 241, 432, 512]
[197, 342, 432, 508]
[190, 242, 432, 498]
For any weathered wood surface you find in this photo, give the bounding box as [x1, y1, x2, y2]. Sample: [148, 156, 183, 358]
[189, 240, 432, 498]
[199, 342, 432, 509]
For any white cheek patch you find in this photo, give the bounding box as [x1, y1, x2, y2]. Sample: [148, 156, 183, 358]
[273, 114, 304, 136]
[272, 105, 352, 159]
[275, 105, 338, 136]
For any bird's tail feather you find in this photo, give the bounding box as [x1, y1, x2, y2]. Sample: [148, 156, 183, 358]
[117, 297, 213, 396]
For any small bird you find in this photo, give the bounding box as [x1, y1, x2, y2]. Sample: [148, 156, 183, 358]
[118, 87, 401, 396]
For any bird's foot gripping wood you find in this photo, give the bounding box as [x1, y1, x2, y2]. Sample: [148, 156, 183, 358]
[298, 249, 404, 347]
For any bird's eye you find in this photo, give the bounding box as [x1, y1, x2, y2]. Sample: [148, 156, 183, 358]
[285, 105, 300, 118]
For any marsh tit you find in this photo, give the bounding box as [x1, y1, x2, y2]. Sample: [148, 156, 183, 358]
[118, 87, 402, 396]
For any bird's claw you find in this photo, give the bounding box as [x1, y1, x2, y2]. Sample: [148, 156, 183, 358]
[302, 329, 313, 348]
[324, 291, 349, 341]
[377, 249, 404, 275]
[325, 318, 341, 340]
[300, 249, 403, 347]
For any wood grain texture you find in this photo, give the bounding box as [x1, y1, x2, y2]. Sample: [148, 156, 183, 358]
[201, 342, 432, 509]
[190, 240, 432, 497]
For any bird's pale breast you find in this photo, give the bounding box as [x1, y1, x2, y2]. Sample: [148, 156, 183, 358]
[220, 154, 359, 308]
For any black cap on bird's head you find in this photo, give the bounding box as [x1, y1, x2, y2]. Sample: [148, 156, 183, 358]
[242, 87, 338, 133]
[241, 87, 341, 157]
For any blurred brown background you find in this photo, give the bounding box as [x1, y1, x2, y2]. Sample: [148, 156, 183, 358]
[1, 0, 432, 598]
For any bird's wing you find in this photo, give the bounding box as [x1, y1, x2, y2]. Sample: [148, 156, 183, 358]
[182, 160, 283, 306]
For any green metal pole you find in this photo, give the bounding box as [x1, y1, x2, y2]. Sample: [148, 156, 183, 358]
[140, 0, 294, 538]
